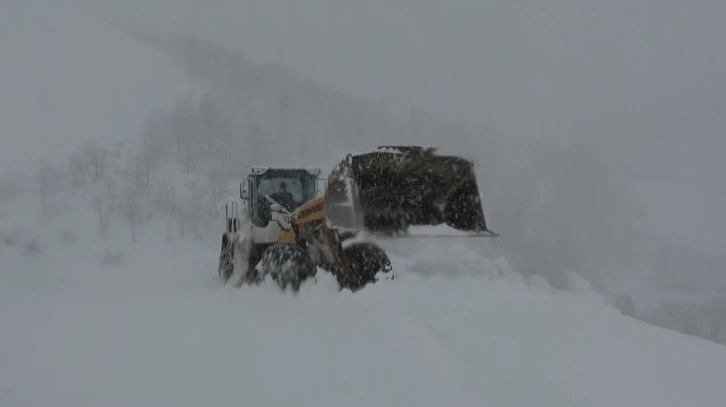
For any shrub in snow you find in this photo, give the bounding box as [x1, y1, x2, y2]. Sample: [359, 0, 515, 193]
[525, 275, 555, 293]
[0, 170, 26, 202]
[566, 270, 595, 294]
[24, 238, 41, 256]
[1, 230, 18, 247]
[59, 228, 78, 246]
[101, 249, 126, 267]
[611, 293, 636, 318]
[641, 299, 726, 346]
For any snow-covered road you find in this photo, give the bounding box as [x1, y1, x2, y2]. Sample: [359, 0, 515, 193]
[2, 202, 725, 407]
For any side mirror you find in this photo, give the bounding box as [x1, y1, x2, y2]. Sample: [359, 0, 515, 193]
[240, 179, 249, 200]
[270, 203, 283, 212]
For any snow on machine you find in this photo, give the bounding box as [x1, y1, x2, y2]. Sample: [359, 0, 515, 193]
[218, 146, 498, 292]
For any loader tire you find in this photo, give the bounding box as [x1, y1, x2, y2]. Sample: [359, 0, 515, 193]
[256, 244, 317, 292]
[219, 233, 257, 286]
[344, 242, 392, 288]
[218, 233, 234, 282]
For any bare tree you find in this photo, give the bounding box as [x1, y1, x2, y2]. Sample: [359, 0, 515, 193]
[0, 170, 25, 202]
[36, 162, 62, 220]
[91, 177, 117, 237]
[67, 149, 88, 191]
[92, 193, 111, 237]
[206, 166, 228, 216]
[81, 141, 110, 184]
[123, 183, 141, 242]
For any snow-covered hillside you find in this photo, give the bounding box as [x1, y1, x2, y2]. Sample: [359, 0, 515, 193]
[2, 5, 726, 405]
[2, 194, 726, 407]
[0, 0, 191, 173]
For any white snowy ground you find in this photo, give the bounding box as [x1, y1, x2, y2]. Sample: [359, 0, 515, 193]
[2, 197, 726, 407]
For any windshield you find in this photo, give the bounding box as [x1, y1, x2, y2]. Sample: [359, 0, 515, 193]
[250, 169, 317, 225]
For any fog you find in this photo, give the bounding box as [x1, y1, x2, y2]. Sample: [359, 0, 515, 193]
[0, 0, 190, 172]
[2, 1, 725, 343]
[73, 0, 726, 136]
[71, 0, 726, 250]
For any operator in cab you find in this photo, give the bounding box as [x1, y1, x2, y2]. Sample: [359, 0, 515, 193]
[272, 182, 296, 211]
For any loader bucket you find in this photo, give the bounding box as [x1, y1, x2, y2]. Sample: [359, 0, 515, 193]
[325, 146, 495, 236]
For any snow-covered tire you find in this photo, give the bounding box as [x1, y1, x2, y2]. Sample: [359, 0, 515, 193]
[344, 242, 392, 289]
[218, 233, 234, 282]
[256, 244, 317, 292]
[219, 232, 258, 287]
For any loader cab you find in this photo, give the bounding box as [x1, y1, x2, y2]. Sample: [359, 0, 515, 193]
[240, 166, 321, 228]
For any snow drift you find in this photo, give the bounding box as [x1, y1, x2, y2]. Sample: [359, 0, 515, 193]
[1, 196, 725, 407]
[2, 4, 725, 406]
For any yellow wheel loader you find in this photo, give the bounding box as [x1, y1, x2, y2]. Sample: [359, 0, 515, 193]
[218, 146, 497, 292]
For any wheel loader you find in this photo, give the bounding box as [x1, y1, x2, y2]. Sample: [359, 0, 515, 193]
[218, 146, 497, 292]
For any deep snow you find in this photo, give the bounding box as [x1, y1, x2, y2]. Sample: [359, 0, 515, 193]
[2, 3, 725, 405]
[2, 197, 725, 407]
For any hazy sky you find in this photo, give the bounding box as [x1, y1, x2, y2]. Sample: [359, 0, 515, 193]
[4, 0, 725, 254]
[63, 0, 726, 254]
[70, 0, 726, 141]
[1, 0, 191, 171]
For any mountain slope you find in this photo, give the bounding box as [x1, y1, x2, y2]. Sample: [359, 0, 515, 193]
[5, 7, 723, 348]
[1, 9, 725, 404]
[0, 0, 191, 172]
[1, 196, 725, 407]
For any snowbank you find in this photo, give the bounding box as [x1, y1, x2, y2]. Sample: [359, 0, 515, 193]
[2, 198, 725, 407]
